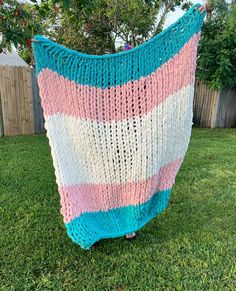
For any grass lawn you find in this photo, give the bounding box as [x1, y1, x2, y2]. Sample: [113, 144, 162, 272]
[0, 128, 235, 290]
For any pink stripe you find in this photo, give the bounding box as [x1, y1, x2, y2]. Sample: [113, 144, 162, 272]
[59, 158, 183, 223]
[38, 33, 200, 121]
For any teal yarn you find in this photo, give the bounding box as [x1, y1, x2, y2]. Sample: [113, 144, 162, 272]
[65, 188, 172, 250]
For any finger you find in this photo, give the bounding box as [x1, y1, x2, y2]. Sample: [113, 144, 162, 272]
[194, 5, 202, 12]
[198, 5, 206, 14]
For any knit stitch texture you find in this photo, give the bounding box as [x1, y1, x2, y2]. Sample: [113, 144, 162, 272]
[32, 3, 206, 250]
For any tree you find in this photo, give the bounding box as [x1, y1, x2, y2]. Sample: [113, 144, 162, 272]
[196, 0, 236, 90]
[0, 0, 192, 62]
[0, 0, 43, 63]
[0, 1, 25, 51]
[48, 0, 191, 55]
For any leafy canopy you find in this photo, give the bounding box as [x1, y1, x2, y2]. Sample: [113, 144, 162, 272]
[0, 0, 191, 58]
[196, 0, 236, 90]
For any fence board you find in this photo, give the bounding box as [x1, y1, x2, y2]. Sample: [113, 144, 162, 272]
[0, 98, 3, 137]
[216, 88, 236, 128]
[31, 68, 46, 134]
[0, 66, 10, 134]
[24, 67, 34, 134]
[9, 66, 18, 135]
[14, 66, 22, 134]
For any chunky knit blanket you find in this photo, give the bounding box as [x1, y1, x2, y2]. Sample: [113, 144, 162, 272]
[32, 4, 206, 250]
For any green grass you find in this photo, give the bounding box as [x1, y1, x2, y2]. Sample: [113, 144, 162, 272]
[0, 128, 236, 290]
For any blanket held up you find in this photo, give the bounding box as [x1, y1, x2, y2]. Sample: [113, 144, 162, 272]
[32, 3, 206, 250]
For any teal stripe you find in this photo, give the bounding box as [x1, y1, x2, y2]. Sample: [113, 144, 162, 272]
[65, 188, 172, 250]
[32, 4, 205, 88]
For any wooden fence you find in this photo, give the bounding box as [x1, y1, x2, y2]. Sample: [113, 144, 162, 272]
[0, 66, 235, 137]
[193, 79, 236, 128]
[0, 65, 45, 136]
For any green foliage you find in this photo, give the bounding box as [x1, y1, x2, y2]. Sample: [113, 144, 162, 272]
[196, 1, 236, 90]
[0, 129, 236, 289]
[18, 46, 31, 63]
[0, 0, 42, 54]
[51, 0, 162, 54]
[0, 0, 191, 61]
[34, 0, 191, 55]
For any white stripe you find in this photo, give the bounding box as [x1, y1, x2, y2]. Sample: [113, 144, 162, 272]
[44, 83, 194, 186]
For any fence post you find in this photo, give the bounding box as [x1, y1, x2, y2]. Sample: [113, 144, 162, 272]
[31, 67, 46, 134]
[0, 91, 3, 137]
[210, 91, 220, 128]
